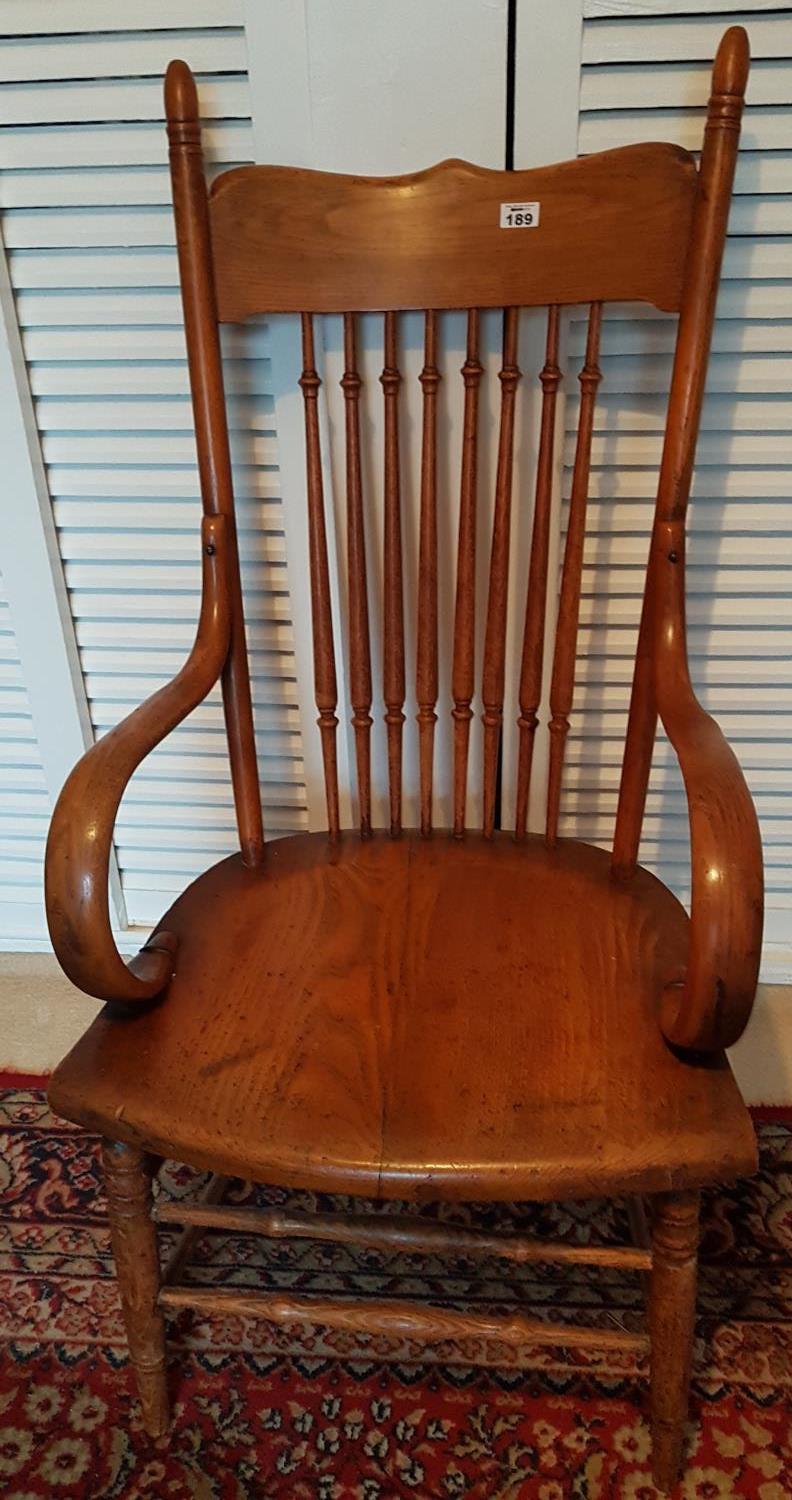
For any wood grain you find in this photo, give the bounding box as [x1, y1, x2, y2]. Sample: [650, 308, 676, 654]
[49, 831, 757, 1203]
[416, 310, 440, 836]
[159, 1284, 649, 1354]
[381, 311, 405, 836]
[653, 516, 764, 1051]
[209, 146, 697, 318]
[165, 59, 263, 866]
[614, 24, 749, 877]
[103, 1141, 169, 1438]
[300, 312, 340, 836]
[154, 1198, 652, 1271]
[45, 515, 230, 1003]
[649, 1191, 699, 1491]
[546, 302, 602, 844]
[342, 313, 373, 835]
[614, 26, 761, 1052]
[515, 304, 561, 838]
[452, 309, 482, 837]
[482, 308, 520, 837]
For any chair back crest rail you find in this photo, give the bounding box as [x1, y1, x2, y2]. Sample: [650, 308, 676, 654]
[164, 28, 748, 856]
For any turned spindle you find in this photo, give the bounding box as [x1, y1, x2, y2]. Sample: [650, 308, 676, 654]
[417, 310, 441, 836]
[299, 312, 340, 836]
[381, 310, 406, 837]
[482, 307, 521, 838]
[341, 313, 373, 835]
[546, 302, 602, 844]
[452, 309, 483, 837]
[515, 304, 561, 839]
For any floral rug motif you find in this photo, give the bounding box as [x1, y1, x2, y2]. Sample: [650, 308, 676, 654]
[0, 1088, 790, 1498]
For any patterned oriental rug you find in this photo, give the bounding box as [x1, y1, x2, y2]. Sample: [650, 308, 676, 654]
[0, 1085, 789, 1499]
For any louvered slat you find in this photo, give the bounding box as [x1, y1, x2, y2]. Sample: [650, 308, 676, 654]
[576, 0, 791, 978]
[0, 13, 308, 929]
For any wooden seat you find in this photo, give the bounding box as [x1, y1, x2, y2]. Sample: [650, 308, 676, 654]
[43, 26, 764, 1491]
[50, 832, 756, 1202]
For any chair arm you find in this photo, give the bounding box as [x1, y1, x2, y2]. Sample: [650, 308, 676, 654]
[653, 519, 764, 1051]
[45, 514, 231, 1004]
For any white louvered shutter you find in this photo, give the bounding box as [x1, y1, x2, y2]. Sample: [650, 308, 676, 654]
[0, 572, 49, 940]
[0, 2, 308, 930]
[561, 2, 792, 979]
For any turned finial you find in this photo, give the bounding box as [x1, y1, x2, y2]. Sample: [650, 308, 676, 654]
[712, 25, 750, 100]
[165, 58, 198, 123]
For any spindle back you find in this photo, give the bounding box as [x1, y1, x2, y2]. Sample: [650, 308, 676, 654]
[164, 26, 748, 856]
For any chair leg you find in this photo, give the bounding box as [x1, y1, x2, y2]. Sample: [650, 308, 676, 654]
[102, 1139, 170, 1437]
[649, 1189, 699, 1492]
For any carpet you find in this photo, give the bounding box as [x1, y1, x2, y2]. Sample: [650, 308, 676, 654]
[0, 1087, 789, 1498]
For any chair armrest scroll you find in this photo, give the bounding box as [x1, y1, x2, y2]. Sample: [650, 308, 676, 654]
[653, 519, 764, 1051]
[45, 514, 231, 1004]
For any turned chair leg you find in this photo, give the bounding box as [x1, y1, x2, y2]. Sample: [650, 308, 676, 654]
[649, 1189, 700, 1492]
[102, 1139, 170, 1437]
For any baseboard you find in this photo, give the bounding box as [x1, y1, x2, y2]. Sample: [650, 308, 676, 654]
[749, 1104, 792, 1125]
[1, 954, 791, 1105]
[727, 984, 792, 1105]
[0, 1068, 51, 1088]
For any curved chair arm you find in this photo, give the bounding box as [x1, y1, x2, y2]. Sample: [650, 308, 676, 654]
[653, 519, 764, 1052]
[45, 514, 232, 1005]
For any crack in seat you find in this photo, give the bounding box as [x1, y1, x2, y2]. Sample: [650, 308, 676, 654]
[50, 831, 756, 1203]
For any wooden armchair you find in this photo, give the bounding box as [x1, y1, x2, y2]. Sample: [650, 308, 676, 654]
[45, 27, 762, 1492]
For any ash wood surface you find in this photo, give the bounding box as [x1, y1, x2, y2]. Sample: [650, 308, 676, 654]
[45, 514, 230, 1003]
[482, 308, 520, 838]
[154, 1198, 653, 1271]
[417, 310, 440, 835]
[165, 60, 263, 868]
[614, 25, 762, 1051]
[50, 831, 756, 1203]
[158, 1284, 649, 1355]
[649, 1192, 700, 1490]
[515, 305, 561, 838]
[300, 312, 340, 836]
[653, 515, 764, 1051]
[546, 301, 602, 844]
[452, 309, 482, 837]
[103, 1142, 169, 1438]
[614, 25, 750, 873]
[381, 311, 405, 836]
[209, 145, 697, 318]
[341, 313, 373, 835]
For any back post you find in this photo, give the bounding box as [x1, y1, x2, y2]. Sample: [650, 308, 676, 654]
[165, 60, 264, 867]
[612, 26, 749, 874]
